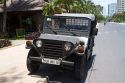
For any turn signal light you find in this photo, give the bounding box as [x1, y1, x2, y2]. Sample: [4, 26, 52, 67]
[26, 41, 32, 47]
[76, 46, 84, 53]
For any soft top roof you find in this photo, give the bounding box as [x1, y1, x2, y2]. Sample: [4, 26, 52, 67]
[53, 13, 95, 21]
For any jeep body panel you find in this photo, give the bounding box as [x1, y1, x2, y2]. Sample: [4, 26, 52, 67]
[39, 33, 88, 48]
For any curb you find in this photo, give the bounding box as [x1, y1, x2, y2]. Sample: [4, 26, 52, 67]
[0, 44, 24, 51]
[0, 40, 27, 50]
[118, 23, 125, 25]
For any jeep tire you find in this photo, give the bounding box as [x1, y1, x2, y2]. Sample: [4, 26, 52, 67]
[26, 48, 41, 73]
[88, 48, 93, 61]
[74, 56, 85, 80]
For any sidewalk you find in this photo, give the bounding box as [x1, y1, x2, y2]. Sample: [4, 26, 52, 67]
[0, 44, 47, 83]
[118, 23, 125, 25]
[0, 40, 27, 50]
[110, 22, 125, 25]
[10, 40, 26, 46]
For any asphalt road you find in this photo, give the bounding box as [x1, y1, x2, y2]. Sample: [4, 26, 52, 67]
[0, 22, 125, 83]
[86, 22, 125, 83]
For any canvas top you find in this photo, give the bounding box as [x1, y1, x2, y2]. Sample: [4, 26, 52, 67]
[54, 13, 95, 21]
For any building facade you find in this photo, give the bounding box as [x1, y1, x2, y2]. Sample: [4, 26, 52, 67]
[108, 3, 117, 16]
[0, 0, 46, 37]
[117, 0, 125, 13]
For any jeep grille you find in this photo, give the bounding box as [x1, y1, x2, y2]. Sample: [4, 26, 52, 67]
[42, 40, 64, 58]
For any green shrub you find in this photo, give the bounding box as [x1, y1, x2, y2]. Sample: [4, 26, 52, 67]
[0, 39, 11, 48]
[0, 33, 9, 39]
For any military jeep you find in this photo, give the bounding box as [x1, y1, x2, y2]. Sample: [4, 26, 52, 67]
[26, 13, 98, 80]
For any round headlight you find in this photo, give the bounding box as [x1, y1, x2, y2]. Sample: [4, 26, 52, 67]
[64, 42, 72, 51]
[36, 40, 42, 47]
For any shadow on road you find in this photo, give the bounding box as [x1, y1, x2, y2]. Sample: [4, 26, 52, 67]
[29, 55, 96, 83]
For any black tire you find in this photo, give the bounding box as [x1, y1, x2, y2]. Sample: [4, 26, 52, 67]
[26, 48, 41, 73]
[87, 38, 94, 61]
[74, 56, 86, 80]
[88, 48, 93, 61]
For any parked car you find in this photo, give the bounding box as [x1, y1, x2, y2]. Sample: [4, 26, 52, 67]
[26, 13, 98, 80]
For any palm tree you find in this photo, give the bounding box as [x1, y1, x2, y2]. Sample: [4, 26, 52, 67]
[42, 1, 62, 16]
[42, 0, 104, 21]
[96, 5, 103, 14]
[70, 1, 83, 13]
[42, 3, 54, 16]
[43, 0, 77, 15]
[112, 12, 125, 22]
[59, 0, 74, 13]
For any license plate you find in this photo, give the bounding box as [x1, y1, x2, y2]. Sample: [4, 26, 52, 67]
[42, 58, 61, 65]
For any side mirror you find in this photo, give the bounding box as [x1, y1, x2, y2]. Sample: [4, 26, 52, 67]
[93, 28, 98, 36]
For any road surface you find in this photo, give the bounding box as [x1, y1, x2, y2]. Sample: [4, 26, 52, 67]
[0, 22, 125, 83]
[86, 22, 125, 83]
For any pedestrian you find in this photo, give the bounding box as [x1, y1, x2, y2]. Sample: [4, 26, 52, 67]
[104, 22, 106, 26]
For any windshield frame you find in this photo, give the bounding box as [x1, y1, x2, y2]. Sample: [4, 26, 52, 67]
[43, 16, 91, 36]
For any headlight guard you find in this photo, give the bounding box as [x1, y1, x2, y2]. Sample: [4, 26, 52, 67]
[75, 41, 85, 54]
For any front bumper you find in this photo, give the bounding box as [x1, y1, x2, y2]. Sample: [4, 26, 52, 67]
[29, 56, 74, 66]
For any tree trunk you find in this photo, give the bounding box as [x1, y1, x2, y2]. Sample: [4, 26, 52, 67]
[2, 0, 7, 33]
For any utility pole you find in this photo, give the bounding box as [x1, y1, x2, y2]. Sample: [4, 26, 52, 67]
[2, 0, 7, 33]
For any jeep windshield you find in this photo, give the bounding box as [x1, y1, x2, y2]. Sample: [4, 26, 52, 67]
[43, 16, 90, 36]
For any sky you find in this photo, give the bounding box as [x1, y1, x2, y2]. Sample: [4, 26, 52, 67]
[92, 0, 117, 16]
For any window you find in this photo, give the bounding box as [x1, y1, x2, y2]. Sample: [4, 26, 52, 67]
[66, 18, 89, 26]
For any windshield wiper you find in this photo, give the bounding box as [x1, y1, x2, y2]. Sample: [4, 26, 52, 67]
[46, 24, 57, 35]
[62, 24, 78, 36]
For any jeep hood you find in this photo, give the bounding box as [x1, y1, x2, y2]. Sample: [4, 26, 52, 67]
[39, 34, 88, 47]
[39, 34, 88, 46]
